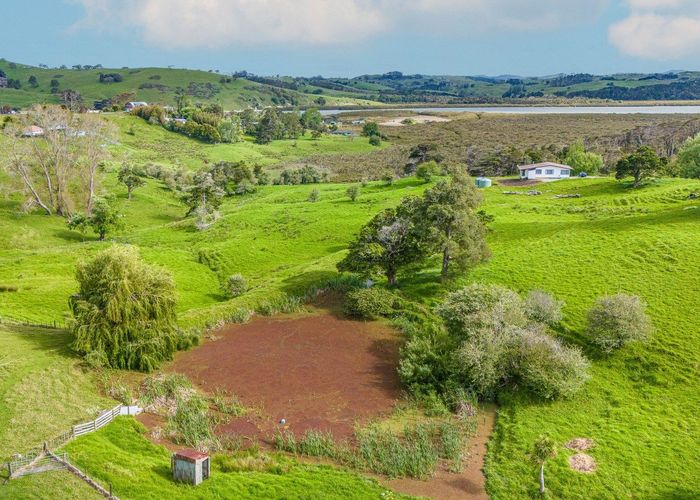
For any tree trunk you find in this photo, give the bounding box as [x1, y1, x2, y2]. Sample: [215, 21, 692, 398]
[128, 188, 133, 201]
[539, 464, 545, 494]
[386, 270, 397, 287]
[441, 246, 450, 280]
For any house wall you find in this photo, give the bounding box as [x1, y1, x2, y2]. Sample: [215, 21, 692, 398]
[525, 167, 571, 180]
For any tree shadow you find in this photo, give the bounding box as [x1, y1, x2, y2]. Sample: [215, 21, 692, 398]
[280, 270, 338, 296]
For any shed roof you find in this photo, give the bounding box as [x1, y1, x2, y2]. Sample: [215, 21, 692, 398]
[174, 449, 208, 462]
[517, 162, 572, 171]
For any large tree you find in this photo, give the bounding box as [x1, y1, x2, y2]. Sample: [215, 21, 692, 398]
[338, 198, 426, 286]
[418, 170, 490, 280]
[255, 108, 284, 144]
[70, 245, 179, 372]
[561, 140, 604, 174]
[117, 164, 146, 200]
[615, 146, 663, 187]
[2, 105, 116, 216]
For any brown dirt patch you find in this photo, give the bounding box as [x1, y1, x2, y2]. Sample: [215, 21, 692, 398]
[169, 312, 402, 443]
[565, 437, 595, 451]
[382, 405, 497, 500]
[569, 453, 597, 473]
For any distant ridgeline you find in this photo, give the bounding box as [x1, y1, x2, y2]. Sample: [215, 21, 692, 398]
[3, 57, 700, 109]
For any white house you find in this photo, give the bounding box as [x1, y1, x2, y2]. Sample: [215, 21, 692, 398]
[518, 162, 572, 181]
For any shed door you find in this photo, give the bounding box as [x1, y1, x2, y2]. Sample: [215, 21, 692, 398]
[203, 458, 210, 480]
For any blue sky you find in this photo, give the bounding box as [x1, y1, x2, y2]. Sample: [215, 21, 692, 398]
[2, 0, 699, 77]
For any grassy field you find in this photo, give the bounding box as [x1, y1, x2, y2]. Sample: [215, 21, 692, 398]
[1, 418, 399, 500]
[466, 178, 700, 498]
[109, 113, 384, 173]
[1, 108, 699, 498]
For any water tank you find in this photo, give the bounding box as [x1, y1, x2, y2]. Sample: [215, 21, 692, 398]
[475, 177, 492, 188]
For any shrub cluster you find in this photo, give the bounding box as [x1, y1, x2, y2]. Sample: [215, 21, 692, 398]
[343, 287, 398, 320]
[226, 274, 247, 298]
[402, 284, 588, 401]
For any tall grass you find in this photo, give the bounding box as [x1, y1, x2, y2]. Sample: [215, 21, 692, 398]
[275, 420, 469, 479]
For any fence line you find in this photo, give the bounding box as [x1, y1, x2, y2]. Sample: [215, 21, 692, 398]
[0, 316, 66, 330]
[6, 404, 135, 475]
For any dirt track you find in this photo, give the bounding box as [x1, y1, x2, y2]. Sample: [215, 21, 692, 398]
[170, 312, 402, 442]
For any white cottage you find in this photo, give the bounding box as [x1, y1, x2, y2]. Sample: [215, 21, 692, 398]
[518, 162, 572, 181]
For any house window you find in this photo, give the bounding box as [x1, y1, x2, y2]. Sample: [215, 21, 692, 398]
[535, 169, 542, 175]
[545, 169, 554, 175]
[561, 170, 570, 176]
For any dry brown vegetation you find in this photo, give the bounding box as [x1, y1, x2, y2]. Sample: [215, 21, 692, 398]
[284, 113, 700, 181]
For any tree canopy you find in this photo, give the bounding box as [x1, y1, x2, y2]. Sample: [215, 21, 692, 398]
[677, 133, 700, 179]
[70, 245, 180, 372]
[615, 146, 663, 187]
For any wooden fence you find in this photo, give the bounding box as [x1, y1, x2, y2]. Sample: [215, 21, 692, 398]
[72, 405, 123, 438]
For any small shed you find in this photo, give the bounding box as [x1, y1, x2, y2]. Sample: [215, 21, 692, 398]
[475, 177, 492, 188]
[172, 449, 210, 485]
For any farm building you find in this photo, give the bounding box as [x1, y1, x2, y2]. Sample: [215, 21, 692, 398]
[518, 162, 572, 181]
[171, 449, 210, 485]
[124, 101, 148, 112]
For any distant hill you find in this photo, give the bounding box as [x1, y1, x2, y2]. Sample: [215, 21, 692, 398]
[0, 59, 378, 110]
[3, 58, 700, 110]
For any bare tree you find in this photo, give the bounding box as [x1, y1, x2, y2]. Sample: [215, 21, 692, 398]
[2, 105, 116, 216]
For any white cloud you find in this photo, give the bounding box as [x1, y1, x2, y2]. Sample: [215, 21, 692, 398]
[73, 0, 608, 49]
[610, 0, 700, 59]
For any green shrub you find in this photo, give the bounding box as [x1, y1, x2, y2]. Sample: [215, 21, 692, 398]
[398, 328, 454, 395]
[343, 287, 397, 319]
[454, 325, 519, 398]
[227, 274, 248, 298]
[437, 283, 527, 341]
[524, 290, 564, 325]
[416, 161, 440, 183]
[346, 185, 360, 202]
[515, 327, 590, 399]
[586, 294, 652, 352]
[307, 189, 320, 202]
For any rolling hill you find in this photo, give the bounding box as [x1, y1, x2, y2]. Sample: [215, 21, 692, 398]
[4, 58, 700, 111]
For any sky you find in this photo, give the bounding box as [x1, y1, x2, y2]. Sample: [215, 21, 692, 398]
[2, 0, 700, 77]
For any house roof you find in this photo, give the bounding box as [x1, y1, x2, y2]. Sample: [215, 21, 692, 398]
[174, 449, 209, 462]
[517, 162, 572, 171]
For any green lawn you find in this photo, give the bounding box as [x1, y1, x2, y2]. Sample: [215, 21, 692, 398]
[464, 178, 700, 499]
[1, 170, 699, 498]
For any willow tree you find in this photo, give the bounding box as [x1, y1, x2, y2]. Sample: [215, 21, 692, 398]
[70, 245, 179, 372]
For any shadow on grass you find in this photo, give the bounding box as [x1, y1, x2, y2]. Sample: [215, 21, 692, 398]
[280, 270, 338, 296]
[9, 325, 82, 362]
